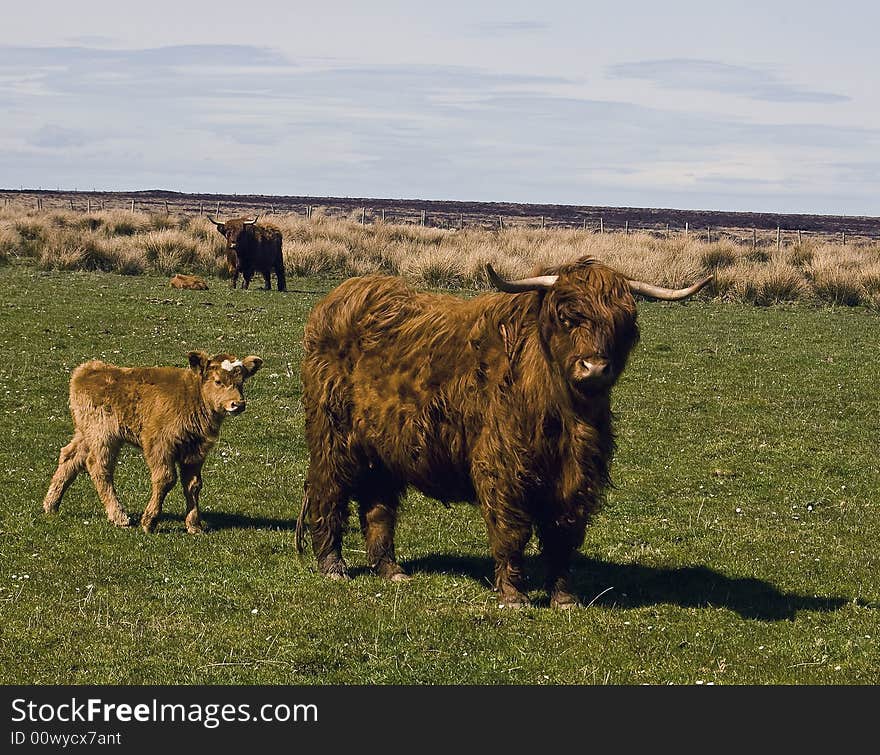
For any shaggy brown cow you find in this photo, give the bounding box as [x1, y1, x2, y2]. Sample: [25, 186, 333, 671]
[296, 257, 711, 607]
[207, 216, 286, 292]
[169, 273, 209, 290]
[43, 352, 263, 533]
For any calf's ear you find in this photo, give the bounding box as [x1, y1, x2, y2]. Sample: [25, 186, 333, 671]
[241, 355, 264, 377]
[187, 350, 210, 374]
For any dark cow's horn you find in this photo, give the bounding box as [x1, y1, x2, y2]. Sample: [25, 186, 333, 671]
[486, 264, 558, 293]
[244, 216, 259, 225]
[627, 275, 714, 301]
[206, 215, 224, 227]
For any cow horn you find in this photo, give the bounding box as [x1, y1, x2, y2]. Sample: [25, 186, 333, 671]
[627, 275, 714, 301]
[244, 216, 259, 225]
[486, 264, 558, 293]
[206, 215, 223, 227]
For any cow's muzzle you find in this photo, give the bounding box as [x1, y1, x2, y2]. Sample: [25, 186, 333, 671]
[225, 401, 246, 415]
[572, 358, 612, 386]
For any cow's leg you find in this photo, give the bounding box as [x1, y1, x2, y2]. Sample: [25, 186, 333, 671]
[481, 505, 533, 608]
[262, 269, 272, 290]
[43, 431, 88, 513]
[536, 517, 588, 609]
[275, 259, 287, 292]
[179, 461, 205, 534]
[304, 467, 351, 580]
[241, 273, 251, 290]
[230, 270, 239, 289]
[140, 450, 177, 533]
[84, 439, 132, 527]
[357, 477, 407, 581]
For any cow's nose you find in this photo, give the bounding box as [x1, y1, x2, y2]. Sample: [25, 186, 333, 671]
[579, 359, 609, 379]
[228, 401, 246, 414]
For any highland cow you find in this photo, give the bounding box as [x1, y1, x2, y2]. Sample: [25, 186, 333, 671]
[208, 216, 286, 291]
[43, 352, 263, 533]
[296, 257, 711, 607]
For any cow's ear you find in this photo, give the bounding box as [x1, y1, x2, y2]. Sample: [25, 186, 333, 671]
[240, 355, 263, 377]
[187, 350, 210, 374]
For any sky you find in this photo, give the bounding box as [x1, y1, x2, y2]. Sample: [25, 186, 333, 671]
[1, 1, 877, 215]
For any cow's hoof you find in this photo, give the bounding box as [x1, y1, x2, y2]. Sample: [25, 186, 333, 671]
[111, 513, 134, 528]
[550, 591, 579, 610]
[326, 570, 351, 582]
[498, 594, 531, 609]
[186, 524, 207, 535]
[389, 571, 411, 583]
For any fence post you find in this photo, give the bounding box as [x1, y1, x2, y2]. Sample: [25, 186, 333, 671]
[361, 207, 366, 225]
[216, 202, 221, 216]
[541, 215, 545, 229]
[797, 229, 802, 245]
[459, 213, 463, 230]
[421, 210, 426, 227]
[199, 201, 203, 215]
[842, 231, 846, 244]
[69, 199, 74, 210]
[498, 215, 504, 230]
[164, 200, 169, 214]
[707, 226, 710, 243]
[684, 221, 688, 237]
[87, 198, 91, 213]
[130, 199, 135, 212]
[599, 217, 604, 234]
[307, 205, 312, 220]
[752, 229, 757, 250]
[776, 226, 781, 251]
[665, 223, 669, 239]
[625, 220, 629, 235]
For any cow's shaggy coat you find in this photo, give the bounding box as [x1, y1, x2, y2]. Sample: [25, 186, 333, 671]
[43, 352, 262, 533]
[297, 256, 709, 607]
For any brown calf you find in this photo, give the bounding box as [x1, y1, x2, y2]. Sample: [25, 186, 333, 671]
[170, 274, 209, 290]
[43, 351, 263, 533]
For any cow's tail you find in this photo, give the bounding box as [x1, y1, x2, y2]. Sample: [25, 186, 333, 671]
[294, 483, 310, 555]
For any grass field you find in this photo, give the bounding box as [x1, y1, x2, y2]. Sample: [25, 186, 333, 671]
[1, 260, 878, 684]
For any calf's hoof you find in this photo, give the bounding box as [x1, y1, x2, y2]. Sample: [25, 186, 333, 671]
[140, 516, 158, 533]
[109, 512, 134, 528]
[186, 521, 208, 534]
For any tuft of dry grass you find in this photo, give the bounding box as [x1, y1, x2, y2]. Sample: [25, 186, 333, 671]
[2, 206, 880, 306]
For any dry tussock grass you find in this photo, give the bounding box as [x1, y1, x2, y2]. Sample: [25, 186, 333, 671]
[2, 206, 879, 306]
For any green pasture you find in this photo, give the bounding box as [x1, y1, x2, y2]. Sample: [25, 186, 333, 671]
[0, 261, 877, 684]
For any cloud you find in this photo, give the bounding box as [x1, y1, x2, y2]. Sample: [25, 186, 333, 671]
[470, 20, 549, 37]
[26, 124, 91, 148]
[607, 59, 849, 104]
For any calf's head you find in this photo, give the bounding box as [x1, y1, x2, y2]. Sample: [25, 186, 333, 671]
[187, 351, 263, 416]
[487, 258, 712, 395]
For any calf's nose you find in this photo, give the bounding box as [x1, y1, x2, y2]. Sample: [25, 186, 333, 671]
[579, 359, 609, 379]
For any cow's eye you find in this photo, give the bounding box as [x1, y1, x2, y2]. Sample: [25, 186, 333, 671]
[214, 379, 223, 386]
[561, 317, 574, 329]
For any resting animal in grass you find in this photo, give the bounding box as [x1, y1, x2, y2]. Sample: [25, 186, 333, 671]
[43, 351, 263, 533]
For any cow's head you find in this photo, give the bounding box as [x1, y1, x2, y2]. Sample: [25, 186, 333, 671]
[207, 216, 258, 268]
[487, 258, 711, 395]
[187, 351, 263, 416]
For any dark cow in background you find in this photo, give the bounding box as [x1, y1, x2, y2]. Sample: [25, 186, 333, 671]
[208, 216, 286, 291]
[296, 257, 711, 608]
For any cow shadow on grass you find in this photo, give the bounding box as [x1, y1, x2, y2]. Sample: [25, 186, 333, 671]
[157, 512, 297, 531]
[402, 553, 859, 621]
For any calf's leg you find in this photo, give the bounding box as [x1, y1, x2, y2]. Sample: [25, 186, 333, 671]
[43, 431, 88, 513]
[180, 462, 205, 534]
[140, 451, 177, 533]
[84, 440, 132, 527]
